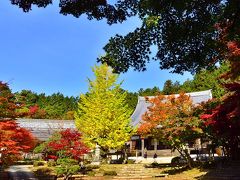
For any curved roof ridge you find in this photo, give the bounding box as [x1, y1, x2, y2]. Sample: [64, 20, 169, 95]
[131, 89, 212, 127]
[139, 89, 212, 100]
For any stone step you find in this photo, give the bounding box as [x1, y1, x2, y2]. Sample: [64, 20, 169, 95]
[113, 176, 152, 179]
[117, 173, 157, 176]
[115, 164, 162, 178]
[118, 171, 158, 174]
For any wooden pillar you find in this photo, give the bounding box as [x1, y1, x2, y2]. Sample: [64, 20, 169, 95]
[129, 141, 133, 153]
[195, 138, 201, 149]
[154, 139, 158, 152]
[141, 138, 145, 157]
[195, 138, 201, 158]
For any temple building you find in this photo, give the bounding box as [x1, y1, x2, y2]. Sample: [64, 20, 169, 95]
[17, 90, 212, 158]
[129, 90, 212, 157]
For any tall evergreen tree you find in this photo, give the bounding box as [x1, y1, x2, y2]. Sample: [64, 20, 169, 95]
[162, 80, 180, 95]
[138, 86, 161, 96]
[180, 63, 230, 98]
[75, 64, 134, 153]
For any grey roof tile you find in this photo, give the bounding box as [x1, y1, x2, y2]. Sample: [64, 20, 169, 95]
[131, 90, 212, 127]
[17, 119, 75, 141]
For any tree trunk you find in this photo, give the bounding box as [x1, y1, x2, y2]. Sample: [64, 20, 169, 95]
[64, 174, 71, 180]
[176, 148, 193, 168]
[183, 149, 193, 169]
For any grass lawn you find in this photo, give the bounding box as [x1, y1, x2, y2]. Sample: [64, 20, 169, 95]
[92, 164, 208, 179]
[31, 163, 210, 179]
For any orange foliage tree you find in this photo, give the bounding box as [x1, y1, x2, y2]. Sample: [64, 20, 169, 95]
[138, 93, 202, 168]
[0, 81, 36, 166]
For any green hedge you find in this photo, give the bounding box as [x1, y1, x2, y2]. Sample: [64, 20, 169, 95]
[33, 161, 45, 167]
[103, 170, 117, 176]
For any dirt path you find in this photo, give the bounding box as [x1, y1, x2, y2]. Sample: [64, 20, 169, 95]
[7, 165, 37, 180]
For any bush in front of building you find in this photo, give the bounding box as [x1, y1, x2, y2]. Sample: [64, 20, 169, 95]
[33, 161, 46, 167]
[103, 170, 117, 176]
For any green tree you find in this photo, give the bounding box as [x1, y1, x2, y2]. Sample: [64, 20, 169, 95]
[100, 1, 239, 76]
[10, 0, 130, 24]
[162, 80, 180, 95]
[119, 89, 138, 112]
[180, 79, 195, 94]
[138, 86, 161, 96]
[180, 63, 230, 98]
[11, 1, 239, 77]
[14, 90, 79, 120]
[75, 64, 134, 153]
[55, 158, 80, 180]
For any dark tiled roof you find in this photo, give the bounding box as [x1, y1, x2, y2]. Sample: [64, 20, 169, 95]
[17, 119, 75, 141]
[131, 90, 212, 127]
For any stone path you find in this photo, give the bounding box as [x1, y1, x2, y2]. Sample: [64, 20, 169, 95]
[7, 165, 37, 180]
[112, 164, 166, 179]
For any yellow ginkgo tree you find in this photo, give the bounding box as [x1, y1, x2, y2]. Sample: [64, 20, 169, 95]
[75, 64, 134, 155]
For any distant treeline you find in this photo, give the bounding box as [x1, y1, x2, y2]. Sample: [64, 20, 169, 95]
[15, 91, 79, 120]
[125, 62, 228, 112]
[15, 63, 228, 120]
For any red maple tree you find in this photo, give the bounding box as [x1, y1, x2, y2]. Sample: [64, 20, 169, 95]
[0, 81, 36, 166]
[201, 82, 240, 159]
[0, 120, 35, 165]
[215, 19, 240, 80]
[200, 19, 240, 159]
[47, 129, 89, 161]
[28, 104, 46, 119]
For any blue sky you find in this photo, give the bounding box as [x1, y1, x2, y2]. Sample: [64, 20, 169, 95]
[0, 1, 192, 97]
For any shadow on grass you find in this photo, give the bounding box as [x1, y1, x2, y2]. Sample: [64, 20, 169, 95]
[144, 163, 172, 168]
[0, 170, 9, 180]
[195, 160, 240, 180]
[162, 166, 190, 175]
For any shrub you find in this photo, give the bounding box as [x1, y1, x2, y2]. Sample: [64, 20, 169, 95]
[126, 159, 135, 164]
[151, 162, 159, 167]
[80, 164, 100, 175]
[110, 157, 124, 164]
[171, 156, 187, 167]
[47, 161, 56, 167]
[33, 161, 45, 167]
[145, 162, 159, 168]
[201, 160, 217, 169]
[85, 165, 100, 171]
[47, 155, 58, 161]
[55, 158, 80, 179]
[34, 167, 53, 176]
[118, 157, 124, 164]
[103, 170, 117, 176]
[87, 171, 96, 176]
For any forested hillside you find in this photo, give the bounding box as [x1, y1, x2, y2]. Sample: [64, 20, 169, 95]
[13, 63, 227, 120]
[15, 91, 78, 120]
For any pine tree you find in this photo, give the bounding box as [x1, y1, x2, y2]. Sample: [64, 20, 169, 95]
[75, 64, 134, 153]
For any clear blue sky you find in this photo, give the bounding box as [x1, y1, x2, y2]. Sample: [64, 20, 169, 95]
[0, 1, 192, 97]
